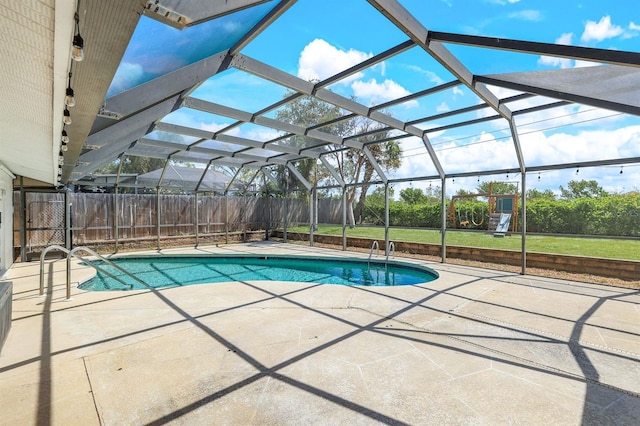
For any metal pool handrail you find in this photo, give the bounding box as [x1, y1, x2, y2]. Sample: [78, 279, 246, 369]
[39, 245, 70, 296]
[68, 247, 149, 294]
[368, 240, 380, 267]
[40, 245, 145, 300]
[386, 241, 395, 263]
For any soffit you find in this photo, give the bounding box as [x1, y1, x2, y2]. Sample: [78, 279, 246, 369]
[0, 0, 64, 184]
[0, 0, 144, 186]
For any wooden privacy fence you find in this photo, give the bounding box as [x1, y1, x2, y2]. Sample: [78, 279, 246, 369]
[13, 192, 345, 251]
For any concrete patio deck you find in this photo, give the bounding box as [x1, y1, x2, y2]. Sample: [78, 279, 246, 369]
[1, 241, 639, 425]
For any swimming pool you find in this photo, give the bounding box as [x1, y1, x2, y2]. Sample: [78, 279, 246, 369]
[79, 255, 439, 290]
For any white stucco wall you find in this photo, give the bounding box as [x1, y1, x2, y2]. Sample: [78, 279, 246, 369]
[0, 163, 15, 277]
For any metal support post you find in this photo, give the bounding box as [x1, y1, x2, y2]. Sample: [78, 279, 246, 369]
[521, 172, 527, 275]
[194, 192, 199, 247]
[441, 177, 447, 263]
[113, 187, 119, 253]
[342, 186, 347, 251]
[225, 194, 229, 244]
[156, 187, 161, 250]
[65, 189, 71, 250]
[309, 187, 314, 246]
[384, 183, 390, 255]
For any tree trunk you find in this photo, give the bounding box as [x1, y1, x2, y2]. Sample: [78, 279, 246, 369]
[346, 187, 357, 228]
[348, 201, 356, 228]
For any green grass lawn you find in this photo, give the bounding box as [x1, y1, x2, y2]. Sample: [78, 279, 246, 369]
[286, 225, 640, 261]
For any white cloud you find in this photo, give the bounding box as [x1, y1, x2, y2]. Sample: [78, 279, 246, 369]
[508, 10, 542, 21]
[630, 22, 640, 31]
[555, 32, 574, 45]
[521, 125, 640, 166]
[436, 102, 450, 112]
[452, 87, 464, 97]
[480, 85, 626, 134]
[488, 0, 520, 5]
[200, 122, 281, 143]
[437, 131, 519, 174]
[297, 39, 372, 83]
[108, 62, 145, 96]
[201, 121, 239, 136]
[393, 137, 440, 182]
[407, 65, 445, 85]
[538, 56, 573, 69]
[351, 78, 416, 107]
[581, 16, 624, 43]
[538, 33, 574, 68]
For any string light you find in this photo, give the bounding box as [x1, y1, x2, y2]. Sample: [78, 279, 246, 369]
[620, 166, 624, 175]
[71, 13, 84, 61]
[63, 108, 71, 125]
[61, 128, 69, 151]
[65, 72, 75, 107]
[538, 172, 541, 181]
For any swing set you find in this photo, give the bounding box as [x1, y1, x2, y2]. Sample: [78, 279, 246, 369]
[453, 204, 485, 228]
[448, 184, 519, 232]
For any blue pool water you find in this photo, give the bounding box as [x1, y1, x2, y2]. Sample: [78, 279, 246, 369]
[79, 255, 438, 290]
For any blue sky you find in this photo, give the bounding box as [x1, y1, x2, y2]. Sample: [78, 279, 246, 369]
[109, 0, 640, 196]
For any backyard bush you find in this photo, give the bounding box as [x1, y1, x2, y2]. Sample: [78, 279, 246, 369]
[363, 192, 640, 237]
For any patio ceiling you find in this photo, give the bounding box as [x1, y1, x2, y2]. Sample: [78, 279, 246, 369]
[3, 0, 640, 189]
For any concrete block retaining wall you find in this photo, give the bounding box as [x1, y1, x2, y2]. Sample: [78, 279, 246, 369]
[271, 231, 640, 281]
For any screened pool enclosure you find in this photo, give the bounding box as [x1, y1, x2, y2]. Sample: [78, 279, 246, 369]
[7, 0, 640, 279]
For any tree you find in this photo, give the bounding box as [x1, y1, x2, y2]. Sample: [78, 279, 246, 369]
[559, 180, 609, 199]
[273, 93, 345, 194]
[366, 186, 393, 206]
[455, 188, 475, 197]
[97, 156, 166, 174]
[274, 91, 402, 227]
[476, 181, 518, 195]
[527, 188, 556, 200]
[424, 185, 442, 203]
[342, 133, 401, 225]
[400, 187, 427, 204]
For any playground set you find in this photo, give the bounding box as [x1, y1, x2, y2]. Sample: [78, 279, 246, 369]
[448, 183, 520, 235]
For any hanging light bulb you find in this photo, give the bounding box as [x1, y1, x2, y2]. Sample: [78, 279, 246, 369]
[63, 108, 71, 125]
[576, 167, 580, 175]
[620, 166, 624, 175]
[58, 151, 65, 166]
[65, 79, 75, 107]
[61, 129, 69, 144]
[61, 143, 68, 152]
[71, 13, 84, 61]
[538, 172, 541, 181]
